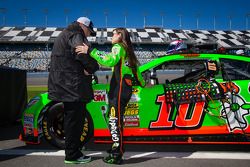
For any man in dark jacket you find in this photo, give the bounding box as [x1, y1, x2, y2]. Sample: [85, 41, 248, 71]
[48, 17, 99, 164]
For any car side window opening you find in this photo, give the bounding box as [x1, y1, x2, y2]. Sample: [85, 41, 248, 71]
[220, 58, 250, 81]
[147, 60, 208, 85]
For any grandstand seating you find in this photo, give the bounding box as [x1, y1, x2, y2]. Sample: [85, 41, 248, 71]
[1, 26, 249, 46]
[0, 26, 250, 71]
[0, 45, 166, 71]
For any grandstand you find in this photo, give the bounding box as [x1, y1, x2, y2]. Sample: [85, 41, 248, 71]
[0, 26, 250, 71]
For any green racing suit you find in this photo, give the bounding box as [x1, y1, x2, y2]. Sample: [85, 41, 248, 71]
[90, 43, 145, 155]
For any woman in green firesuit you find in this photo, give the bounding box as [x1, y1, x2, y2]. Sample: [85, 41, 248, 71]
[75, 28, 145, 164]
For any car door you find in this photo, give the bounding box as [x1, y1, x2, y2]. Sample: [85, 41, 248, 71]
[148, 60, 212, 134]
[124, 59, 216, 137]
[123, 82, 166, 136]
[130, 58, 239, 138]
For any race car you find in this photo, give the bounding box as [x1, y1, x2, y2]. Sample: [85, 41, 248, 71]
[20, 53, 250, 148]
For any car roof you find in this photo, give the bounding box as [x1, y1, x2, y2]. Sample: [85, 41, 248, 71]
[139, 53, 250, 72]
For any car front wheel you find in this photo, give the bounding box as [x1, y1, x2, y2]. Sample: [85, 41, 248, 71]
[42, 102, 93, 149]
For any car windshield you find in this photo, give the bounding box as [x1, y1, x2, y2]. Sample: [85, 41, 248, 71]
[220, 58, 250, 80]
[144, 60, 207, 84]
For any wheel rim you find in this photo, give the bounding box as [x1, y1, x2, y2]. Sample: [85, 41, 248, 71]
[42, 103, 92, 147]
[51, 111, 90, 142]
[51, 111, 64, 139]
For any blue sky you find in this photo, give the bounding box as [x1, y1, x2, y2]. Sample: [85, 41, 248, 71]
[0, 0, 250, 30]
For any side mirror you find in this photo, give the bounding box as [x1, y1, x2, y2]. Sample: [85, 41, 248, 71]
[142, 70, 159, 85]
[142, 71, 151, 85]
[150, 70, 159, 85]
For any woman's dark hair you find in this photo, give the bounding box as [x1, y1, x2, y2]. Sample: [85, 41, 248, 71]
[113, 28, 139, 71]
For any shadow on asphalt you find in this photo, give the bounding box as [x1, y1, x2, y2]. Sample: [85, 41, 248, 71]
[0, 121, 22, 141]
[1, 122, 250, 153]
[124, 157, 160, 164]
[0, 155, 24, 162]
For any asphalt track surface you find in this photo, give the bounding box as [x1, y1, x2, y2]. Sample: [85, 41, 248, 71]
[1, 123, 250, 167]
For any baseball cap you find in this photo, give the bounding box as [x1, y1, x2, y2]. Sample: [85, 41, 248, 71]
[77, 17, 96, 36]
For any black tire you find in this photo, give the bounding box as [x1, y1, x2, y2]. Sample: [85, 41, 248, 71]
[42, 102, 93, 149]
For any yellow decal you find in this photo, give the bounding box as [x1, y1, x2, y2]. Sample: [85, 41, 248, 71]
[132, 88, 139, 94]
[42, 120, 51, 140]
[126, 103, 139, 108]
[110, 107, 116, 117]
[124, 109, 139, 116]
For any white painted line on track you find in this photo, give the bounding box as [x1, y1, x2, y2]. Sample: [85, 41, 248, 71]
[1, 149, 250, 160]
[0, 149, 65, 156]
[87, 152, 103, 156]
[129, 152, 156, 158]
[184, 151, 250, 160]
[0, 149, 105, 157]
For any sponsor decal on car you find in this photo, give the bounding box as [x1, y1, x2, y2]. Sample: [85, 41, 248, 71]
[94, 90, 107, 102]
[125, 102, 139, 116]
[23, 114, 35, 135]
[150, 96, 206, 129]
[24, 114, 34, 125]
[219, 82, 250, 132]
[126, 88, 141, 102]
[124, 122, 139, 127]
[124, 115, 140, 127]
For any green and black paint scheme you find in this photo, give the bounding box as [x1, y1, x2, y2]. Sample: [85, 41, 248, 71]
[20, 53, 250, 148]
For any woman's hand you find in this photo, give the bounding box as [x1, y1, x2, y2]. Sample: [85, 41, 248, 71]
[75, 43, 89, 54]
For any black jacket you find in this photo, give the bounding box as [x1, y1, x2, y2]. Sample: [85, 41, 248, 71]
[48, 22, 99, 102]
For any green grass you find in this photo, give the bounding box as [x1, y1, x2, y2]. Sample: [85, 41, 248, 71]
[27, 86, 48, 101]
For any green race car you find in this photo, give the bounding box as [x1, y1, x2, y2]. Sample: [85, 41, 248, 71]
[20, 53, 250, 148]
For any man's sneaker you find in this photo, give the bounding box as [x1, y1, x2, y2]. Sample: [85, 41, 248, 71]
[64, 155, 91, 164]
[103, 154, 123, 165]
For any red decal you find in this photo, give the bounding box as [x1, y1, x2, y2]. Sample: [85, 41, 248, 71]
[175, 102, 205, 128]
[150, 95, 205, 129]
[150, 95, 173, 128]
[94, 94, 106, 101]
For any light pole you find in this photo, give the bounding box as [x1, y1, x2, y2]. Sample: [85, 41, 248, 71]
[160, 11, 165, 28]
[43, 8, 48, 27]
[104, 10, 108, 28]
[0, 8, 7, 26]
[196, 13, 200, 30]
[228, 15, 232, 30]
[143, 12, 147, 28]
[64, 9, 69, 26]
[123, 11, 128, 28]
[246, 13, 250, 30]
[213, 15, 216, 30]
[178, 14, 182, 29]
[22, 8, 30, 26]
